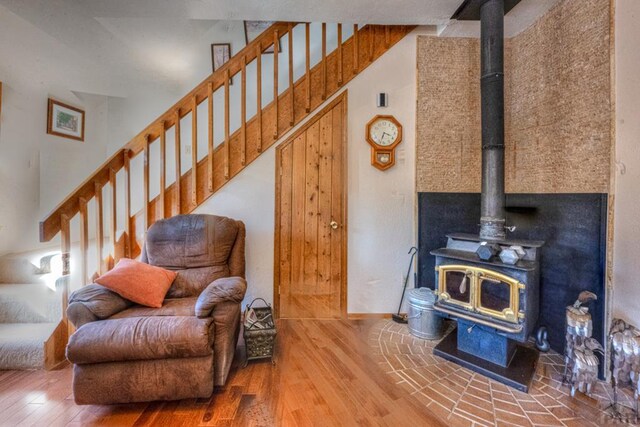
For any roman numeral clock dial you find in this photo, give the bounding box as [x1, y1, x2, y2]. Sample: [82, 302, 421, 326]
[365, 115, 403, 171]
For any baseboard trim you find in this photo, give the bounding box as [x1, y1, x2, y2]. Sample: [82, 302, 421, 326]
[347, 313, 393, 320]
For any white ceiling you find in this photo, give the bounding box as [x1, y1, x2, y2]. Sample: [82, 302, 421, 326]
[0, 0, 560, 98]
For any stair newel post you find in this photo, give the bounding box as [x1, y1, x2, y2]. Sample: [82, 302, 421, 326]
[94, 181, 104, 276]
[207, 82, 214, 191]
[60, 213, 71, 324]
[241, 60, 247, 166]
[256, 44, 263, 153]
[224, 68, 230, 180]
[108, 167, 117, 268]
[337, 23, 343, 86]
[174, 109, 182, 215]
[79, 197, 89, 286]
[322, 23, 327, 100]
[124, 149, 132, 258]
[305, 23, 311, 112]
[353, 24, 359, 74]
[191, 97, 198, 206]
[288, 23, 294, 126]
[159, 121, 167, 219]
[143, 134, 150, 234]
[273, 29, 279, 140]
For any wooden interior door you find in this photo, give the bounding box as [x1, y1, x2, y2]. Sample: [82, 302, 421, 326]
[275, 93, 347, 319]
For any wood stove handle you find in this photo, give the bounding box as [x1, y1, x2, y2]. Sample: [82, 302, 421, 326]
[434, 304, 524, 334]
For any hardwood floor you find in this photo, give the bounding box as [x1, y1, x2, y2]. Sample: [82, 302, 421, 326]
[0, 319, 445, 426]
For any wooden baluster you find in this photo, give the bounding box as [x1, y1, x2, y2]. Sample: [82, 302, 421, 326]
[143, 134, 150, 233]
[224, 69, 230, 180]
[288, 24, 294, 126]
[159, 122, 166, 219]
[60, 214, 71, 327]
[273, 30, 279, 140]
[369, 25, 374, 62]
[191, 97, 198, 206]
[322, 23, 327, 100]
[208, 82, 214, 191]
[256, 44, 263, 153]
[124, 150, 131, 258]
[241, 60, 247, 166]
[94, 181, 104, 276]
[337, 23, 343, 86]
[305, 23, 311, 112]
[174, 109, 182, 215]
[385, 25, 390, 48]
[79, 197, 89, 285]
[109, 167, 117, 265]
[353, 24, 359, 74]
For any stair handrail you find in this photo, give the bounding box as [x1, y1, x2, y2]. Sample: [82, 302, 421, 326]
[39, 21, 295, 243]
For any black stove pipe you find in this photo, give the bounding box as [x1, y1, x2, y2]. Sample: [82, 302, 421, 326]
[479, 0, 506, 240]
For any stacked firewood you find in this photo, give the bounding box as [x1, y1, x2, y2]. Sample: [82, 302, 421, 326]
[564, 291, 603, 397]
[609, 318, 640, 418]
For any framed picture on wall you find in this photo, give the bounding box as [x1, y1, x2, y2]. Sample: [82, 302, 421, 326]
[211, 43, 231, 72]
[47, 98, 85, 141]
[244, 21, 280, 53]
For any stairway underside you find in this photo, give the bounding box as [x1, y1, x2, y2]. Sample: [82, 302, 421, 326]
[33, 22, 417, 370]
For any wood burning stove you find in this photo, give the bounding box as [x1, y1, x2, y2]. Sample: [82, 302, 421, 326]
[428, 0, 548, 392]
[432, 234, 543, 391]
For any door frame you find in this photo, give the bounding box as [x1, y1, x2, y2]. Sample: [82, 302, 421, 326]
[273, 91, 348, 319]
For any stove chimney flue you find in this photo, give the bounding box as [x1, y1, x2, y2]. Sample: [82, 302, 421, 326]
[479, 0, 506, 240]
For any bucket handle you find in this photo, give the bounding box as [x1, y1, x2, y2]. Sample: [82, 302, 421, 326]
[406, 311, 422, 321]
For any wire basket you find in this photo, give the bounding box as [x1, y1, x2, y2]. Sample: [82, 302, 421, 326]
[243, 298, 276, 365]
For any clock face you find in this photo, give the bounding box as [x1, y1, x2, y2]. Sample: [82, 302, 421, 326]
[369, 118, 399, 147]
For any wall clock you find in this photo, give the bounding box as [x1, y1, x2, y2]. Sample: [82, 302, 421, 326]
[365, 115, 403, 171]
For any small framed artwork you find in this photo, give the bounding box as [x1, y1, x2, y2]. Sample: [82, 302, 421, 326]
[47, 98, 85, 141]
[211, 43, 231, 72]
[244, 21, 280, 53]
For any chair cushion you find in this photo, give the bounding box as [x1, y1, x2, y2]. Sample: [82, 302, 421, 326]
[143, 214, 239, 269]
[109, 298, 197, 319]
[67, 316, 214, 364]
[95, 258, 176, 308]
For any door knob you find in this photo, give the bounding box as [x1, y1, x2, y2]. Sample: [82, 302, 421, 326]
[330, 221, 339, 230]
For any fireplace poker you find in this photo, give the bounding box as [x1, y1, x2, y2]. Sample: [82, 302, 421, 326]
[392, 247, 418, 324]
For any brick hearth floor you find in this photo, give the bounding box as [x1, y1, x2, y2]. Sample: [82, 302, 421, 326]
[369, 320, 639, 427]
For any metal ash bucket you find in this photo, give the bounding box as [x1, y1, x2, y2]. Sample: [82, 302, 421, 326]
[407, 288, 443, 340]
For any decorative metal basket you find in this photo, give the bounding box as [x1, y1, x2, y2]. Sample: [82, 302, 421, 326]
[243, 298, 276, 365]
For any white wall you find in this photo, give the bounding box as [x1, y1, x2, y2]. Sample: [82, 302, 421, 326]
[0, 6, 114, 255]
[195, 27, 434, 313]
[612, 0, 640, 327]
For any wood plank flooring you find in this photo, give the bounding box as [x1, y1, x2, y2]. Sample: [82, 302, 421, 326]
[0, 319, 445, 426]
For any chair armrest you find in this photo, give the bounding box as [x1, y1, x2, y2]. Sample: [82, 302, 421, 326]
[67, 284, 132, 328]
[195, 276, 247, 318]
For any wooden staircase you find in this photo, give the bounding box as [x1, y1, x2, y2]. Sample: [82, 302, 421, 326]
[38, 22, 415, 368]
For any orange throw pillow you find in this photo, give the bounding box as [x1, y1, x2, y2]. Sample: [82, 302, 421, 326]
[95, 258, 177, 308]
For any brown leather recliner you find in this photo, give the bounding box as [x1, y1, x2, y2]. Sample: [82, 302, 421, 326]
[65, 214, 247, 405]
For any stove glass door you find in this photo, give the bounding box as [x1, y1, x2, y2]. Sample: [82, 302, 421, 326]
[475, 271, 522, 324]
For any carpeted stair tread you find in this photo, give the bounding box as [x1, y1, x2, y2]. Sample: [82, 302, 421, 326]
[0, 323, 58, 370]
[0, 283, 61, 323]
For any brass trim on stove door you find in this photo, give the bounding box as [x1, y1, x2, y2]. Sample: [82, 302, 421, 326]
[474, 269, 523, 324]
[436, 265, 524, 324]
[436, 265, 476, 311]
